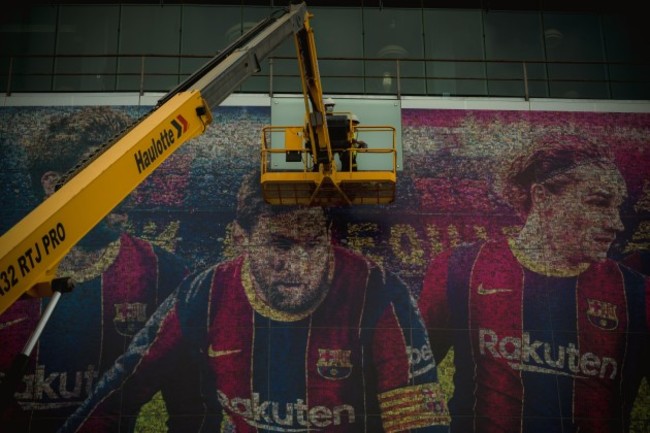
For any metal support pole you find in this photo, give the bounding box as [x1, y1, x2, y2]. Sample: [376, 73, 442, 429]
[6, 57, 13, 97]
[396, 59, 401, 99]
[269, 57, 274, 97]
[140, 56, 146, 96]
[0, 277, 74, 411]
[523, 61, 529, 101]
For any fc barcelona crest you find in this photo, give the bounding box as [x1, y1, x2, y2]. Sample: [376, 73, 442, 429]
[114, 302, 148, 336]
[317, 349, 352, 380]
[586, 299, 618, 330]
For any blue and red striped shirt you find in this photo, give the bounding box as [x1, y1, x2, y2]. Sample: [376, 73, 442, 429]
[419, 238, 650, 433]
[61, 246, 450, 433]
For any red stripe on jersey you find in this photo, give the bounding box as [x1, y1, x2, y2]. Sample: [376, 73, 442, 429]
[470, 241, 524, 433]
[308, 248, 369, 411]
[103, 234, 159, 337]
[574, 260, 627, 432]
[207, 257, 255, 420]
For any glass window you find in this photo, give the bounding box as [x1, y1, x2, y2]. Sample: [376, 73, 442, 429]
[1, 3, 645, 99]
[543, 12, 609, 99]
[118, 5, 182, 92]
[1, 6, 57, 92]
[180, 5, 240, 75]
[602, 14, 650, 100]
[484, 11, 547, 98]
[309, 7, 364, 95]
[363, 8, 425, 95]
[424, 9, 485, 96]
[55, 5, 120, 92]
[242, 6, 280, 93]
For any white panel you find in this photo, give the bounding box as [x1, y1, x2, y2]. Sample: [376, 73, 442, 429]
[270, 96, 403, 171]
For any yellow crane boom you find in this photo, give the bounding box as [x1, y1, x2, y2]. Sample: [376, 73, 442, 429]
[0, 2, 308, 316]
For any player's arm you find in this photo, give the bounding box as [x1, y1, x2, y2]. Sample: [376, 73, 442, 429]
[367, 269, 450, 432]
[58, 271, 205, 433]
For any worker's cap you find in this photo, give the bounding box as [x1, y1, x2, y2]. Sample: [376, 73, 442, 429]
[323, 97, 336, 108]
[349, 114, 360, 123]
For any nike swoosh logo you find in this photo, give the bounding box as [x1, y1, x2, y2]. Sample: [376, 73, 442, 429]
[208, 347, 241, 358]
[0, 317, 27, 330]
[476, 283, 512, 295]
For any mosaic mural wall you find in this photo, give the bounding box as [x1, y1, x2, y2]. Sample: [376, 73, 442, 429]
[0, 105, 649, 433]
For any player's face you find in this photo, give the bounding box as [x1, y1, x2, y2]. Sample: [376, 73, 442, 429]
[541, 164, 626, 265]
[41, 171, 62, 198]
[246, 208, 331, 314]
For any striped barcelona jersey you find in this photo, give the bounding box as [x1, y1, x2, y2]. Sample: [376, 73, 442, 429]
[0, 233, 187, 433]
[62, 246, 450, 433]
[419, 238, 650, 433]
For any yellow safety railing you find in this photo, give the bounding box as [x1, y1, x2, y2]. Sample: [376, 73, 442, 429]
[260, 124, 397, 206]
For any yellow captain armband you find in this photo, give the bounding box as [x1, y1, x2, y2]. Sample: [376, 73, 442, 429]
[378, 382, 450, 432]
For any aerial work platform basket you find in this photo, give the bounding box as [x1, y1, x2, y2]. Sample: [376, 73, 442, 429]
[260, 124, 397, 206]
